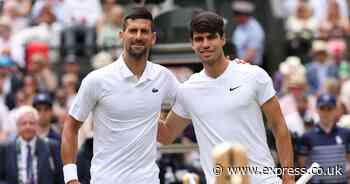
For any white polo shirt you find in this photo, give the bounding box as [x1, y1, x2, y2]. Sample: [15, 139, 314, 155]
[69, 56, 179, 184]
[172, 61, 281, 184]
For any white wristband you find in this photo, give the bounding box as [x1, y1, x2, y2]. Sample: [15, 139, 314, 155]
[63, 164, 78, 183]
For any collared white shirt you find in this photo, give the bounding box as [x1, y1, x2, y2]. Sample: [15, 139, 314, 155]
[172, 61, 280, 184]
[18, 137, 38, 184]
[69, 55, 179, 184]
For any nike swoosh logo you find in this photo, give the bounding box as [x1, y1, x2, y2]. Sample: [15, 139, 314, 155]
[152, 88, 159, 93]
[229, 86, 241, 92]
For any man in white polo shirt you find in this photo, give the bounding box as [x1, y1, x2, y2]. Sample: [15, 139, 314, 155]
[61, 7, 179, 184]
[158, 11, 295, 184]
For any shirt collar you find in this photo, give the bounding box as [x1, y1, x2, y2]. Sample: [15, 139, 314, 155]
[19, 136, 37, 148]
[116, 54, 157, 81]
[316, 124, 338, 135]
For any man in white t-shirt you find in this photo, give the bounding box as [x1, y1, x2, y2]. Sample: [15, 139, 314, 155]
[61, 7, 179, 184]
[158, 11, 295, 184]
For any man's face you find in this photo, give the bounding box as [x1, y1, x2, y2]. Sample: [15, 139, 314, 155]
[17, 112, 38, 141]
[317, 106, 336, 125]
[35, 104, 53, 126]
[120, 19, 156, 59]
[191, 32, 225, 65]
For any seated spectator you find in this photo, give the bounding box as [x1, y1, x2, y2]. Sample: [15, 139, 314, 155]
[231, 0, 265, 65]
[327, 39, 349, 81]
[1, 0, 31, 33]
[32, 92, 61, 142]
[285, 1, 317, 59]
[285, 93, 316, 137]
[10, 2, 62, 67]
[0, 106, 64, 184]
[319, 0, 350, 40]
[28, 53, 58, 92]
[298, 93, 350, 184]
[306, 40, 338, 94]
[0, 16, 13, 55]
[96, 5, 123, 52]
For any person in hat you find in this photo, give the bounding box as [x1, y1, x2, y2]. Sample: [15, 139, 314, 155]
[32, 92, 61, 142]
[298, 93, 350, 184]
[306, 40, 338, 94]
[231, 0, 265, 66]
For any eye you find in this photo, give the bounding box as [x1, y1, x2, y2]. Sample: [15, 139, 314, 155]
[194, 37, 203, 42]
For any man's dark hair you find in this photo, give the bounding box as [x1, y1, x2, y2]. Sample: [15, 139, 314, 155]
[123, 7, 154, 30]
[190, 10, 224, 38]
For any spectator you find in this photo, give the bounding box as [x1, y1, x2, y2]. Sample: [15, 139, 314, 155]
[10, 2, 62, 67]
[96, 5, 124, 53]
[319, 0, 350, 40]
[306, 40, 338, 94]
[0, 106, 64, 184]
[298, 93, 350, 184]
[62, 73, 78, 109]
[32, 92, 61, 142]
[1, 0, 30, 33]
[285, 1, 317, 59]
[27, 53, 58, 92]
[231, 0, 265, 65]
[0, 16, 13, 55]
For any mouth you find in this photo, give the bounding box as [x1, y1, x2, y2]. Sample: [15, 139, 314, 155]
[200, 50, 214, 57]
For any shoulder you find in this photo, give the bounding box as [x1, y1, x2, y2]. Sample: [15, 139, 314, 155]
[235, 64, 271, 83]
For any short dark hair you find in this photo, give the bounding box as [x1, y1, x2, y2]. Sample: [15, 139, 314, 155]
[123, 7, 154, 30]
[190, 10, 224, 38]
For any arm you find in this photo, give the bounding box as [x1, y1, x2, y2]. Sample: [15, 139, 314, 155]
[157, 111, 191, 145]
[262, 96, 295, 183]
[61, 115, 82, 184]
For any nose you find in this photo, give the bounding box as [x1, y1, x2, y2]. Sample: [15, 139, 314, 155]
[202, 38, 210, 48]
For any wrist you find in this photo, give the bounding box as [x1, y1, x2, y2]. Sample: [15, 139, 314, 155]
[63, 163, 78, 183]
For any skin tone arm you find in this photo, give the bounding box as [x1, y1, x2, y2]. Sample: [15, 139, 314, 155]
[157, 111, 191, 145]
[61, 115, 83, 184]
[262, 96, 295, 183]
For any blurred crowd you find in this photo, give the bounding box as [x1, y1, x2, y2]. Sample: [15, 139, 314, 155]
[0, 0, 349, 183]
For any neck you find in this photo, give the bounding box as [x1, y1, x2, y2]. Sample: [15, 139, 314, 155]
[38, 124, 50, 136]
[123, 52, 147, 78]
[319, 121, 334, 133]
[203, 56, 230, 78]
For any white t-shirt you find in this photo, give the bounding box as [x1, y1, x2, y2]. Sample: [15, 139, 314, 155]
[172, 61, 281, 184]
[69, 56, 179, 184]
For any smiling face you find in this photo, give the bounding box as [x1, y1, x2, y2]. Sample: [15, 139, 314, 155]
[119, 18, 156, 60]
[191, 32, 226, 65]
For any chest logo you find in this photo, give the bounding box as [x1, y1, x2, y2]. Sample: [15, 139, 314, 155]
[152, 88, 159, 93]
[229, 85, 241, 92]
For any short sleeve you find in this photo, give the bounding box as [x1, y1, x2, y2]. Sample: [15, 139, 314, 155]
[255, 67, 276, 105]
[172, 87, 191, 119]
[69, 74, 98, 122]
[163, 70, 180, 106]
[297, 134, 311, 156]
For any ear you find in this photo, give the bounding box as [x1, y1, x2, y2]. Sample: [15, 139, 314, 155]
[151, 32, 156, 45]
[222, 33, 226, 46]
[119, 31, 124, 41]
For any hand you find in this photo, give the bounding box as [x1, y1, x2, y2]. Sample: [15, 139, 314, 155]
[233, 58, 249, 64]
[282, 175, 295, 184]
[67, 180, 80, 184]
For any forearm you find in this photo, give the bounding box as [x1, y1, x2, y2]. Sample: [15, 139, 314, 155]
[272, 124, 294, 180]
[61, 122, 79, 164]
[157, 120, 177, 145]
